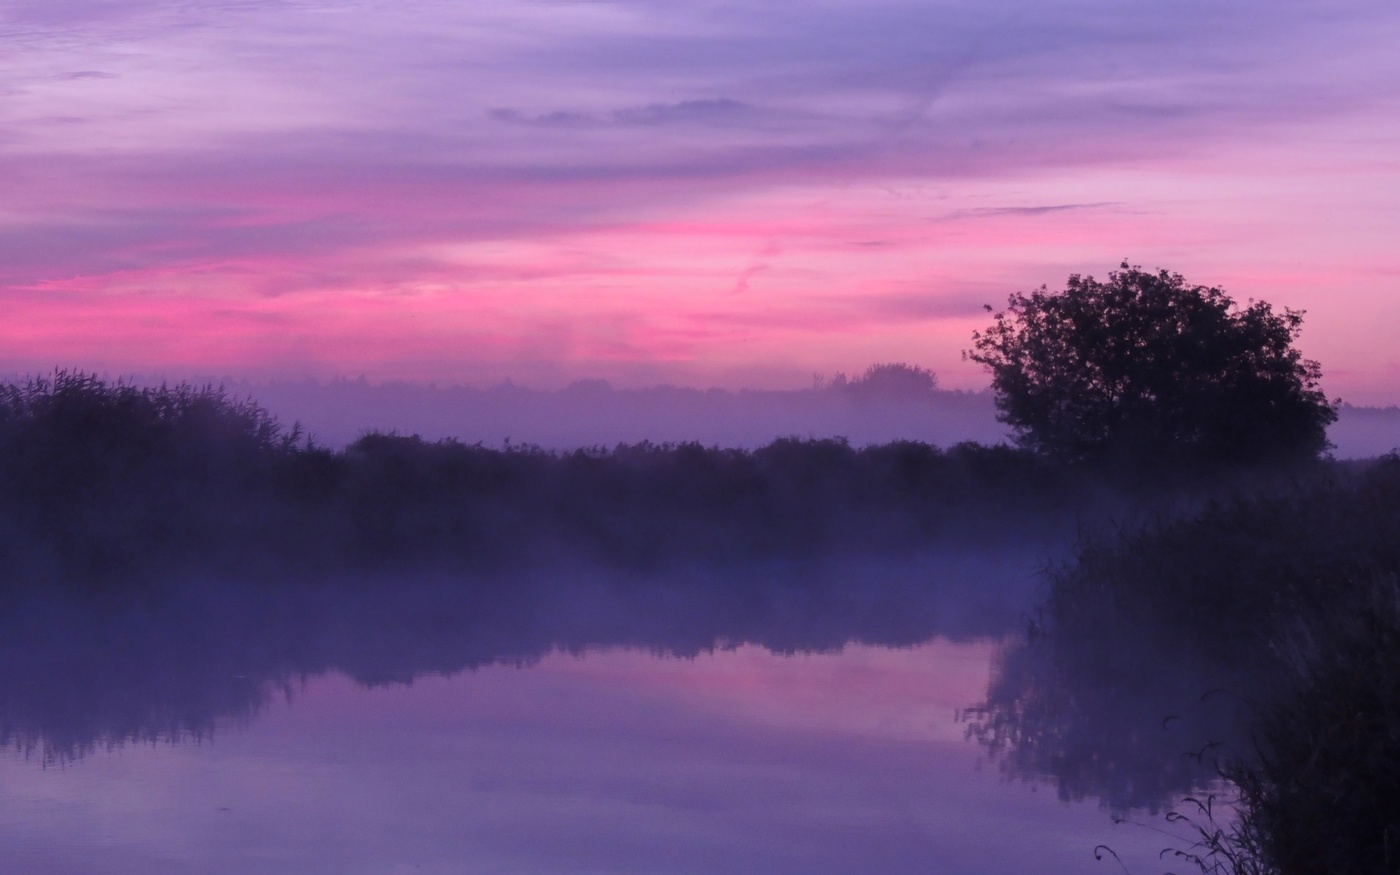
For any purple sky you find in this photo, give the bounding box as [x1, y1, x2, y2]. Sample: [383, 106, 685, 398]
[2, 0, 1398, 400]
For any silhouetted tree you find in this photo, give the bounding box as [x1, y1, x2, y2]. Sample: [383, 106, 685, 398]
[966, 262, 1337, 467]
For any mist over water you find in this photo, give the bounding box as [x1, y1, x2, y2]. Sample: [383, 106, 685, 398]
[0, 551, 1051, 763]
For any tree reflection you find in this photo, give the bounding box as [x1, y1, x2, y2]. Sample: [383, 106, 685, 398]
[0, 550, 1040, 764]
[964, 614, 1261, 813]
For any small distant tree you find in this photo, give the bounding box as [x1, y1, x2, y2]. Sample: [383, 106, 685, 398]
[849, 363, 938, 400]
[817, 363, 939, 400]
[966, 263, 1337, 467]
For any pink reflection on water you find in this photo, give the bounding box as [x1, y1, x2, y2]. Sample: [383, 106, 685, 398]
[537, 641, 997, 742]
[0, 639, 1186, 874]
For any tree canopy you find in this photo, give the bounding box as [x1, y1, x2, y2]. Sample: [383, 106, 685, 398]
[966, 263, 1337, 467]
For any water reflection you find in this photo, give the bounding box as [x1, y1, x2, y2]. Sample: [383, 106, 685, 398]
[965, 587, 1273, 814]
[0, 551, 1224, 874]
[0, 642, 1183, 875]
[966, 631, 1260, 813]
[0, 550, 1045, 762]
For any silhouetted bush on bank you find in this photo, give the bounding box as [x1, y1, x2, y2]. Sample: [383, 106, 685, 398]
[1051, 455, 1400, 670]
[0, 373, 308, 583]
[0, 373, 1102, 586]
[968, 456, 1400, 873]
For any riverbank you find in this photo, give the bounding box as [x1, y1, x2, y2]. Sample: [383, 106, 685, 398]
[970, 455, 1400, 873]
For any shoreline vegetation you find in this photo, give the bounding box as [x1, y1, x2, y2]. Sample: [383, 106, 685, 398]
[957, 264, 1391, 875]
[0, 369, 1371, 589]
[967, 457, 1400, 874]
[0, 370, 1142, 587]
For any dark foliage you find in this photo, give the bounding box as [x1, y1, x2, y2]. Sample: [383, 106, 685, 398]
[0, 372, 1095, 587]
[967, 263, 1337, 468]
[1221, 573, 1400, 875]
[0, 372, 307, 583]
[966, 457, 1400, 873]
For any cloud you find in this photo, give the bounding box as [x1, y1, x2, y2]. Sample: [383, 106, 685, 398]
[492, 98, 759, 129]
[613, 98, 754, 126]
[949, 203, 1118, 219]
[53, 70, 116, 80]
[0, 0, 1396, 393]
[9, 1, 1396, 201]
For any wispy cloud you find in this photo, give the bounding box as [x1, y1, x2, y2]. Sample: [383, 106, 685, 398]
[491, 98, 762, 129]
[949, 203, 1118, 219]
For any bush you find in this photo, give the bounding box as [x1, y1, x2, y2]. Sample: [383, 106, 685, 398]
[967, 263, 1337, 468]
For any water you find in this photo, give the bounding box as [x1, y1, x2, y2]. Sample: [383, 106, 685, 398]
[0, 557, 1211, 874]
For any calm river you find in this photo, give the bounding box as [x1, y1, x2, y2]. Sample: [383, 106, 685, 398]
[0, 554, 1209, 874]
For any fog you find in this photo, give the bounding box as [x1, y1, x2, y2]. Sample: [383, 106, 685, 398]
[212, 377, 1397, 457]
[216, 378, 1004, 450]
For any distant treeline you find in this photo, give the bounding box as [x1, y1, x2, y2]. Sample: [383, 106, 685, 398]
[215, 362, 1009, 451]
[0, 372, 1103, 586]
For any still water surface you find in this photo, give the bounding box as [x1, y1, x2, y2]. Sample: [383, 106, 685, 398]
[0, 559, 1202, 873]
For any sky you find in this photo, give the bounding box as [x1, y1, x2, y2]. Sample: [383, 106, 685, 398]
[2, 0, 1398, 402]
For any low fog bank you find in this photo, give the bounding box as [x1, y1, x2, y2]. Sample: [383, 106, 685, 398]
[0, 548, 1048, 763]
[225, 376, 1011, 449]
[219, 377, 1396, 457]
[1331, 403, 1400, 458]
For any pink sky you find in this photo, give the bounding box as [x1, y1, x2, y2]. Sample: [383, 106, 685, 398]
[2, 0, 1398, 402]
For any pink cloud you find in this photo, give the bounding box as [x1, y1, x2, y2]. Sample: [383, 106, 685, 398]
[0, 0, 1396, 398]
